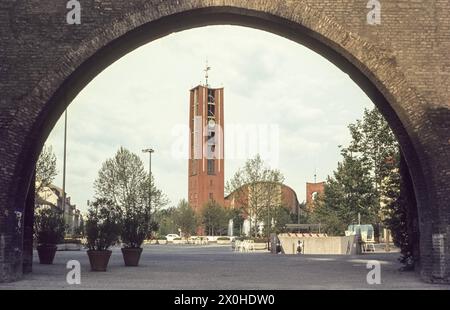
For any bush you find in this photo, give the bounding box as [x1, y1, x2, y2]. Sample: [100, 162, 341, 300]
[34, 207, 65, 246]
[120, 212, 152, 249]
[85, 199, 121, 251]
[157, 236, 167, 240]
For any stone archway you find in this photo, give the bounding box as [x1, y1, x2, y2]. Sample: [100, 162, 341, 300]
[0, 0, 448, 283]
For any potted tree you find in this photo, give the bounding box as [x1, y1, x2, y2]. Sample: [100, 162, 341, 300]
[85, 199, 121, 271]
[120, 204, 153, 266]
[34, 206, 65, 264]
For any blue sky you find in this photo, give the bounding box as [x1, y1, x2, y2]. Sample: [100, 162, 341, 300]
[45, 25, 374, 212]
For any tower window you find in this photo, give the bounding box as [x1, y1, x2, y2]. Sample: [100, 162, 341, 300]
[207, 159, 215, 175]
[208, 103, 215, 117]
[208, 89, 215, 103]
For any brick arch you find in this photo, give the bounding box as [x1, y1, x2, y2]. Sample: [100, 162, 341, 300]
[0, 0, 448, 283]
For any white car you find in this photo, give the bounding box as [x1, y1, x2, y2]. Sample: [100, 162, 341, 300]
[166, 234, 180, 242]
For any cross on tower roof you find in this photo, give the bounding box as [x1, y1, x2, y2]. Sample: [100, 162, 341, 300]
[204, 61, 211, 87]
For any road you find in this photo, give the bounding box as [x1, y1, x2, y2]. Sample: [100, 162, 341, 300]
[1, 244, 448, 290]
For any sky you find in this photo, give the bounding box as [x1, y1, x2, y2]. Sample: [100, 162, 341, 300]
[45, 25, 374, 213]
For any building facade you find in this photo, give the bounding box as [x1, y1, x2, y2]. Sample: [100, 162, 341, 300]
[306, 182, 325, 210]
[35, 184, 83, 237]
[225, 183, 301, 236]
[188, 85, 225, 213]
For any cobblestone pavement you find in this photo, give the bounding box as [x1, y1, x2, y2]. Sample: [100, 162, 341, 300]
[1, 245, 449, 290]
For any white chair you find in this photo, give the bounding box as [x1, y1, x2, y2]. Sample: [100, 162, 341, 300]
[234, 240, 241, 252]
[241, 240, 247, 252]
[361, 231, 376, 252]
[246, 240, 255, 252]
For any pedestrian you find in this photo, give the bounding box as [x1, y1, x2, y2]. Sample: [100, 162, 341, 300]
[297, 240, 303, 254]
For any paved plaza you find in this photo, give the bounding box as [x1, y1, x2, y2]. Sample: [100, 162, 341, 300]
[1, 245, 449, 290]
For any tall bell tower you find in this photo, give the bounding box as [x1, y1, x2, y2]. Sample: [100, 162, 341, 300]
[188, 65, 225, 213]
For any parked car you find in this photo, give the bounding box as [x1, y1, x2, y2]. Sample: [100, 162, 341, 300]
[165, 234, 180, 242]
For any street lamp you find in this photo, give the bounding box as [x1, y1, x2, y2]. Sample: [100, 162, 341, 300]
[142, 148, 155, 212]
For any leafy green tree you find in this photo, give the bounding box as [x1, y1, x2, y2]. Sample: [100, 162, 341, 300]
[383, 154, 419, 270]
[266, 205, 292, 235]
[343, 108, 399, 186]
[313, 154, 378, 235]
[94, 147, 168, 247]
[173, 200, 198, 237]
[201, 201, 229, 236]
[341, 107, 399, 229]
[292, 202, 309, 224]
[155, 207, 177, 236]
[35, 144, 58, 195]
[226, 154, 285, 237]
[229, 207, 245, 236]
[94, 147, 168, 211]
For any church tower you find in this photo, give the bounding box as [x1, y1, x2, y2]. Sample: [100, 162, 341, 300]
[188, 66, 224, 213]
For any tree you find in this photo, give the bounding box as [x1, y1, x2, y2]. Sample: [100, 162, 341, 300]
[93, 147, 168, 247]
[35, 144, 57, 195]
[155, 207, 177, 236]
[313, 154, 378, 235]
[201, 201, 229, 236]
[226, 154, 285, 237]
[173, 200, 198, 237]
[343, 108, 398, 185]
[383, 154, 419, 270]
[341, 107, 399, 229]
[229, 207, 245, 236]
[268, 205, 292, 235]
[94, 147, 168, 212]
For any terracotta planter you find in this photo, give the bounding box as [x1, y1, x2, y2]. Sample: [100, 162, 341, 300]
[121, 247, 143, 266]
[87, 250, 112, 271]
[37, 245, 57, 264]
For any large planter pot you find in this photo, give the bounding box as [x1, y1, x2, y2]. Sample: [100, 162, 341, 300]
[87, 250, 112, 271]
[157, 240, 167, 245]
[121, 247, 143, 266]
[37, 245, 57, 264]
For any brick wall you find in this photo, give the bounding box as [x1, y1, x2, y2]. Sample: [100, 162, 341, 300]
[0, 0, 448, 283]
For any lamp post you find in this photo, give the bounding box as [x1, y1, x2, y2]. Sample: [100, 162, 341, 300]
[142, 148, 155, 212]
[62, 110, 68, 223]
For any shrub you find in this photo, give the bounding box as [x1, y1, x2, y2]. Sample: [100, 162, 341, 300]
[34, 207, 65, 246]
[85, 199, 121, 251]
[120, 211, 152, 249]
[157, 236, 167, 240]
